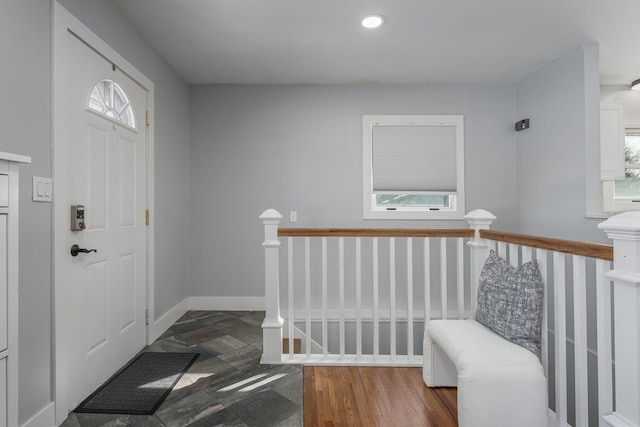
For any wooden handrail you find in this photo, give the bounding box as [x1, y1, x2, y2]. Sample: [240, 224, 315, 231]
[480, 230, 613, 261]
[278, 228, 475, 238]
[275, 227, 612, 260]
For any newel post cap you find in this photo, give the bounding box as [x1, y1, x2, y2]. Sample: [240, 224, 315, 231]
[464, 209, 496, 221]
[260, 209, 283, 222]
[598, 211, 640, 240]
[464, 209, 496, 227]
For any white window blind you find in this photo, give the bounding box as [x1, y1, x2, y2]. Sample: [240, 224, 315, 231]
[372, 125, 457, 193]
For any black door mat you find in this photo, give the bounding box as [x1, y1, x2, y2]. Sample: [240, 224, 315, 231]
[75, 352, 199, 415]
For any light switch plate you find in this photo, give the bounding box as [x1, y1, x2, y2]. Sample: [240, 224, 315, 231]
[32, 177, 53, 202]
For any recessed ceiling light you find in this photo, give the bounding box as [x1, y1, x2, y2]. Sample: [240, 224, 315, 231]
[362, 15, 385, 29]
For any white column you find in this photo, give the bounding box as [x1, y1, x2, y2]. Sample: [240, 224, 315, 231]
[598, 212, 640, 427]
[260, 209, 284, 364]
[464, 209, 496, 317]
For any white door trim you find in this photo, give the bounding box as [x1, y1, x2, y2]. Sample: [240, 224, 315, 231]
[52, 3, 155, 424]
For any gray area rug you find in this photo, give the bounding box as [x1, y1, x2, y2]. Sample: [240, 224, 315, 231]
[75, 352, 199, 415]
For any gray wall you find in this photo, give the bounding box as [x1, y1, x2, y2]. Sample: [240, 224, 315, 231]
[515, 44, 606, 243]
[188, 84, 519, 298]
[515, 45, 604, 426]
[1, 0, 190, 423]
[1, 0, 54, 422]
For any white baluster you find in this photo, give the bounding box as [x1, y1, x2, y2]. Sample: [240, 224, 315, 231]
[424, 238, 431, 323]
[537, 249, 549, 378]
[498, 241, 507, 258]
[259, 209, 283, 364]
[407, 238, 414, 357]
[373, 237, 379, 358]
[508, 243, 519, 267]
[553, 251, 568, 427]
[599, 212, 640, 427]
[573, 255, 588, 427]
[339, 237, 345, 358]
[390, 237, 396, 361]
[457, 238, 464, 319]
[465, 209, 496, 317]
[322, 237, 328, 358]
[440, 238, 447, 319]
[356, 237, 362, 360]
[305, 237, 311, 358]
[287, 237, 294, 357]
[596, 259, 613, 426]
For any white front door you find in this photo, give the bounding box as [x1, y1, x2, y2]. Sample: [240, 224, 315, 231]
[63, 30, 147, 409]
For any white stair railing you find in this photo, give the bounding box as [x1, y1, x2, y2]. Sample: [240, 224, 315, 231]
[259, 208, 640, 427]
[260, 210, 476, 366]
[599, 212, 640, 427]
[259, 209, 283, 364]
[476, 228, 613, 426]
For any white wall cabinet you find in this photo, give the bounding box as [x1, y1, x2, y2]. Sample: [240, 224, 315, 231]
[600, 103, 626, 181]
[0, 152, 30, 427]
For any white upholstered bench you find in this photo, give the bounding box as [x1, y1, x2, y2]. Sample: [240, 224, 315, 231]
[423, 319, 548, 427]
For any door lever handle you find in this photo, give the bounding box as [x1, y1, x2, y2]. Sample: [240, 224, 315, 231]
[70, 244, 98, 257]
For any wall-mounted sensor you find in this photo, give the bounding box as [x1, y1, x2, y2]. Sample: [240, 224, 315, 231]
[515, 118, 530, 132]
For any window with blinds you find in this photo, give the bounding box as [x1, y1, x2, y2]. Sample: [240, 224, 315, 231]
[362, 115, 465, 219]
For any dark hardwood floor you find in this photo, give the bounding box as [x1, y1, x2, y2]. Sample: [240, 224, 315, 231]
[304, 366, 458, 427]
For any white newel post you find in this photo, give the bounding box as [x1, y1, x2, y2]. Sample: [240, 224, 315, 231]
[465, 209, 496, 317]
[599, 212, 640, 427]
[260, 209, 284, 364]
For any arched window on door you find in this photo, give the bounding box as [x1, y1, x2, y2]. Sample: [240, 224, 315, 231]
[88, 79, 136, 129]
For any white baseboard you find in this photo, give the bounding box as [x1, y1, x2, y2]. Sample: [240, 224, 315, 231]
[21, 402, 54, 427]
[148, 298, 189, 343]
[147, 296, 265, 343]
[188, 296, 265, 311]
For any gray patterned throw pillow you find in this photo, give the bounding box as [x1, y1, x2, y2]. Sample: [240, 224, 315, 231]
[475, 250, 544, 355]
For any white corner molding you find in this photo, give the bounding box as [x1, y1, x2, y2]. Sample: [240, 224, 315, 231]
[0, 152, 31, 164]
[188, 296, 265, 311]
[20, 402, 55, 427]
[148, 298, 189, 343]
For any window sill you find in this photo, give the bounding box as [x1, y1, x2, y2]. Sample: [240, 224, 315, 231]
[363, 210, 465, 220]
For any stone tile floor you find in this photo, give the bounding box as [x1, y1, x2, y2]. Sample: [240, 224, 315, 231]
[61, 311, 303, 426]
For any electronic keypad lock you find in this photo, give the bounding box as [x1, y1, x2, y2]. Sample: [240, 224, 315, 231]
[71, 205, 86, 231]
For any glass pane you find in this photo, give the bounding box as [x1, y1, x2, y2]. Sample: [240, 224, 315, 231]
[113, 85, 127, 113]
[376, 194, 450, 208]
[88, 87, 105, 113]
[625, 132, 640, 164]
[102, 81, 113, 109]
[122, 108, 135, 127]
[614, 168, 640, 199]
[86, 79, 136, 129]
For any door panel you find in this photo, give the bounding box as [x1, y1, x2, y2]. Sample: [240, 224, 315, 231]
[85, 260, 108, 354]
[120, 253, 136, 331]
[86, 122, 109, 230]
[120, 137, 136, 227]
[65, 30, 147, 408]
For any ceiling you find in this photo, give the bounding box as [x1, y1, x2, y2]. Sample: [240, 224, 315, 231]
[114, 0, 640, 86]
